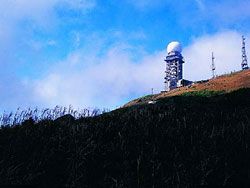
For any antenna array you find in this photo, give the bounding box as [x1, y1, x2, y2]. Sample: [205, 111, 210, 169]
[211, 52, 216, 78]
[242, 36, 249, 70]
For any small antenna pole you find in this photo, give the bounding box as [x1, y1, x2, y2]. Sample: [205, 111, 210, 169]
[211, 52, 216, 78]
[242, 35, 249, 70]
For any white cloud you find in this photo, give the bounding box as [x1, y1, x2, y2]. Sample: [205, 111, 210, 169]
[183, 31, 250, 81]
[33, 44, 165, 109]
[0, 0, 96, 112]
[0, 76, 35, 112]
[32, 30, 250, 109]
[0, 0, 96, 27]
[0, 0, 96, 61]
[0, 1, 57, 27]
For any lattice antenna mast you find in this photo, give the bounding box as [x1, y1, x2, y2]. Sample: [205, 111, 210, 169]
[211, 52, 216, 78]
[242, 36, 249, 70]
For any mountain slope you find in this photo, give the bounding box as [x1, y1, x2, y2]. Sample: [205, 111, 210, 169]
[124, 69, 250, 107]
[0, 88, 250, 187]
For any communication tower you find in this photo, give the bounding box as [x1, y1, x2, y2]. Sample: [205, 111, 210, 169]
[211, 52, 216, 78]
[242, 36, 249, 70]
[164, 41, 184, 91]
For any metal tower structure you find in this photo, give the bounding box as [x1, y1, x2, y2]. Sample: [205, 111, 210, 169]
[164, 42, 184, 91]
[211, 52, 216, 78]
[242, 36, 249, 70]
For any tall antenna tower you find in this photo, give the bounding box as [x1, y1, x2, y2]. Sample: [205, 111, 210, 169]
[242, 35, 249, 70]
[211, 52, 216, 78]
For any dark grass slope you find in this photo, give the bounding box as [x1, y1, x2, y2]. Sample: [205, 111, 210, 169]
[0, 88, 250, 187]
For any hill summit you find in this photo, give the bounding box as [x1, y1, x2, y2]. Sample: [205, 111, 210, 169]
[124, 69, 250, 107]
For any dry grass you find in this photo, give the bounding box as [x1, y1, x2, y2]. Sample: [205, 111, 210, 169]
[124, 69, 250, 107]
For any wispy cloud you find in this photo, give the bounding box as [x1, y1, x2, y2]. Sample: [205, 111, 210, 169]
[188, 0, 250, 28]
[33, 42, 165, 109]
[0, 0, 96, 29]
[31, 31, 250, 109]
[194, 0, 205, 11]
[0, 0, 96, 111]
[126, 0, 169, 10]
[60, 0, 96, 11]
[211, 0, 250, 23]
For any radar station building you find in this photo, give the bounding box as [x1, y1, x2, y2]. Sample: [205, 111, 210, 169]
[164, 41, 185, 91]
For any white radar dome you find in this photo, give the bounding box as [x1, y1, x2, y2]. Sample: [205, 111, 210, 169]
[167, 41, 182, 54]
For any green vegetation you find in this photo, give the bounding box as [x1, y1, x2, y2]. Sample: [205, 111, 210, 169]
[0, 88, 250, 187]
[136, 94, 154, 102]
[181, 90, 225, 97]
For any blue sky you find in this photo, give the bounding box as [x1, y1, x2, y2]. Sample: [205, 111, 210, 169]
[0, 0, 250, 111]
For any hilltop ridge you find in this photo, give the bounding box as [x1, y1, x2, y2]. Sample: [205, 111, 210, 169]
[124, 69, 250, 107]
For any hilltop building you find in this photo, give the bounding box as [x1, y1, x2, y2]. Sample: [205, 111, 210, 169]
[164, 41, 191, 91]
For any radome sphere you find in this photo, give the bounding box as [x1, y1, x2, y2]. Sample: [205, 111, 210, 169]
[167, 41, 182, 54]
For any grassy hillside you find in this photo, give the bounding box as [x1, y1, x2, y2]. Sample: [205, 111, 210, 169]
[0, 88, 250, 187]
[124, 69, 250, 107]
